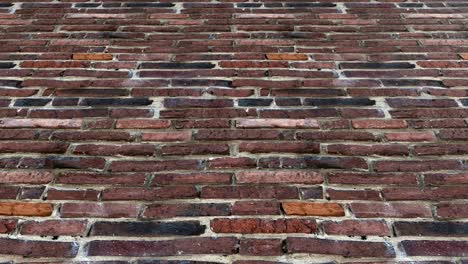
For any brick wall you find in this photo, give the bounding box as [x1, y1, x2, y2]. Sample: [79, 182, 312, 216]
[0, 0, 467, 263]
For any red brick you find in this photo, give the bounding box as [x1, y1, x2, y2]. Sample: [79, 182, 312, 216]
[240, 239, 282, 256]
[102, 186, 197, 201]
[414, 144, 468, 156]
[382, 186, 468, 201]
[57, 172, 147, 186]
[152, 172, 232, 185]
[322, 220, 391, 236]
[327, 188, 381, 201]
[0, 171, 53, 184]
[384, 132, 435, 142]
[287, 237, 395, 258]
[47, 188, 99, 201]
[201, 186, 298, 199]
[211, 218, 317, 234]
[374, 160, 462, 172]
[232, 201, 281, 215]
[352, 119, 407, 129]
[436, 203, 468, 219]
[141, 131, 191, 142]
[0, 219, 16, 234]
[239, 142, 319, 154]
[400, 240, 468, 256]
[88, 237, 238, 256]
[195, 129, 280, 140]
[0, 118, 82, 129]
[143, 203, 230, 219]
[0, 238, 78, 258]
[160, 144, 229, 156]
[350, 203, 432, 218]
[208, 157, 256, 169]
[327, 144, 409, 156]
[60, 203, 139, 218]
[109, 159, 202, 172]
[20, 220, 87, 236]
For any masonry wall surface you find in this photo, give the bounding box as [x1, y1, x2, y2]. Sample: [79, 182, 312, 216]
[0, 0, 467, 263]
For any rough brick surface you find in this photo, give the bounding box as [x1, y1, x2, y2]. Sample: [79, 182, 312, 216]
[0, 0, 467, 263]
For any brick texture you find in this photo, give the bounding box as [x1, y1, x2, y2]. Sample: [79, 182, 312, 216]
[0, 1, 466, 263]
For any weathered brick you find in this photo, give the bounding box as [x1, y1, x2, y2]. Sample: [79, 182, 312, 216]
[52, 131, 131, 141]
[287, 238, 395, 257]
[0, 171, 53, 184]
[141, 131, 191, 142]
[0, 238, 78, 257]
[400, 240, 468, 256]
[414, 144, 468, 156]
[73, 144, 154, 156]
[116, 119, 171, 129]
[0, 118, 82, 129]
[61, 203, 139, 218]
[160, 143, 229, 156]
[374, 160, 462, 172]
[152, 172, 231, 185]
[87, 237, 238, 256]
[236, 171, 323, 184]
[394, 221, 468, 236]
[195, 129, 280, 140]
[143, 203, 231, 219]
[384, 132, 435, 142]
[340, 62, 415, 69]
[350, 203, 432, 218]
[102, 186, 197, 201]
[304, 98, 375, 106]
[211, 218, 317, 233]
[239, 142, 319, 154]
[20, 220, 87, 236]
[164, 98, 233, 108]
[232, 201, 281, 215]
[0, 219, 16, 234]
[240, 239, 283, 256]
[322, 220, 391, 236]
[266, 53, 308, 60]
[297, 131, 377, 141]
[435, 203, 468, 219]
[236, 118, 319, 128]
[327, 172, 417, 185]
[57, 172, 147, 186]
[327, 144, 409, 156]
[351, 119, 408, 129]
[47, 188, 99, 201]
[201, 185, 298, 199]
[109, 160, 202, 172]
[90, 221, 205, 236]
[73, 53, 113, 60]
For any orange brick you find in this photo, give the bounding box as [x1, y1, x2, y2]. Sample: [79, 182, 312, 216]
[266, 53, 308, 61]
[0, 202, 53, 216]
[282, 202, 345, 216]
[459, 53, 468, 60]
[73, 53, 113, 61]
